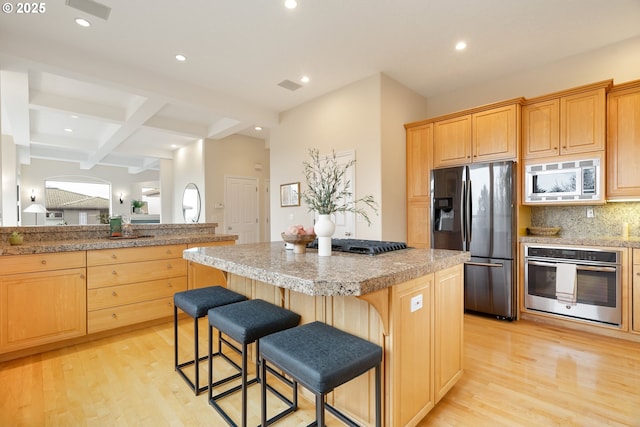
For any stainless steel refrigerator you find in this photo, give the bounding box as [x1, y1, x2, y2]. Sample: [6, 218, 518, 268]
[431, 161, 516, 320]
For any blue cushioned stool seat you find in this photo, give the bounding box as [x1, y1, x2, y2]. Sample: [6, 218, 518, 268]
[208, 299, 301, 427]
[173, 286, 247, 395]
[259, 321, 382, 427]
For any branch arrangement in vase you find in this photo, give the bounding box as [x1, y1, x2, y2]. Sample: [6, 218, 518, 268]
[301, 148, 378, 225]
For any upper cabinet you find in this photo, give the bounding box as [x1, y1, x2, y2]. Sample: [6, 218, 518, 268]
[433, 101, 521, 168]
[522, 80, 610, 160]
[607, 80, 640, 200]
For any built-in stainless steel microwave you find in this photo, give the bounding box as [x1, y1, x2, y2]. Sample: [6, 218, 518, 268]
[524, 158, 600, 203]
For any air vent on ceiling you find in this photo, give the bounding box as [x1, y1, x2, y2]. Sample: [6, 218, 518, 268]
[65, 0, 111, 20]
[278, 79, 303, 91]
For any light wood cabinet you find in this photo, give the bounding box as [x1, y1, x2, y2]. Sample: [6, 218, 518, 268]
[0, 252, 86, 353]
[406, 123, 432, 248]
[607, 80, 640, 200]
[87, 244, 187, 333]
[390, 274, 435, 427]
[434, 263, 464, 402]
[522, 81, 609, 160]
[187, 241, 234, 289]
[433, 115, 471, 168]
[433, 102, 519, 168]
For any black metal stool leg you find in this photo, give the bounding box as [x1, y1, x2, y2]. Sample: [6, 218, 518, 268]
[174, 305, 179, 370]
[194, 315, 199, 392]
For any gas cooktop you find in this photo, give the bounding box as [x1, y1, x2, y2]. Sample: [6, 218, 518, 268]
[307, 238, 408, 256]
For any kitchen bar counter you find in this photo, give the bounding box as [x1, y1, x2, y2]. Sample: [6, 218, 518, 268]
[183, 242, 469, 296]
[0, 223, 236, 255]
[185, 241, 469, 427]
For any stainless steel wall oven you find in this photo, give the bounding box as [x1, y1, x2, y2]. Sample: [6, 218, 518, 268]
[524, 245, 622, 326]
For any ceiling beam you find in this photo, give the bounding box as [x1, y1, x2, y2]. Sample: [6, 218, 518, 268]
[29, 91, 125, 123]
[0, 70, 30, 146]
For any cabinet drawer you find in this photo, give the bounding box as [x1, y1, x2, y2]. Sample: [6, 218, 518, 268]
[87, 259, 187, 289]
[634, 249, 640, 265]
[87, 244, 187, 266]
[0, 251, 85, 275]
[88, 277, 187, 311]
[88, 297, 174, 333]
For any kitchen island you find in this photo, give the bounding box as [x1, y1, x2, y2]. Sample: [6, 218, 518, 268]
[184, 242, 469, 427]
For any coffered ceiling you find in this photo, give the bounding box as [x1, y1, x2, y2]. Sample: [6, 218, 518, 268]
[1, 0, 639, 173]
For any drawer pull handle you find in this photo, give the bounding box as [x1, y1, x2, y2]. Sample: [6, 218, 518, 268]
[111, 254, 117, 259]
[167, 264, 173, 269]
[41, 260, 47, 265]
[167, 282, 172, 287]
[112, 270, 117, 275]
[112, 291, 117, 297]
[112, 313, 117, 319]
[166, 250, 172, 254]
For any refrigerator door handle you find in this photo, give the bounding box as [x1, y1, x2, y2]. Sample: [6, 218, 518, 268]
[466, 179, 472, 246]
[465, 261, 504, 268]
[460, 179, 466, 246]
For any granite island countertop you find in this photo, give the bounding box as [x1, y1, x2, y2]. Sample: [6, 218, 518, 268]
[183, 242, 470, 296]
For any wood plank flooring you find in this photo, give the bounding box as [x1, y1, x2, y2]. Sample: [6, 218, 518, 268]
[1, 314, 640, 426]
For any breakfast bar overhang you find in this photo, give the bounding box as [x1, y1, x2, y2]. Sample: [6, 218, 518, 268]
[184, 242, 469, 427]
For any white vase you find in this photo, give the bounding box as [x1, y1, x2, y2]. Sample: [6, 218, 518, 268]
[314, 214, 336, 256]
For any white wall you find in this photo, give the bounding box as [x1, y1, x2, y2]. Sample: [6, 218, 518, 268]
[0, 135, 18, 226]
[173, 139, 205, 223]
[204, 134, 270, 240]
[269, 73, 429, 241]
[425, 35, 640, 117]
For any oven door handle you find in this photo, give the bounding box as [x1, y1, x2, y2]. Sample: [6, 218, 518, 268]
[526, 260, 557, 268]
[576, 265, 618, 273]
[526, 260, 617, 273]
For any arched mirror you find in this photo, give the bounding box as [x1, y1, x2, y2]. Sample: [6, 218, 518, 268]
[182, 183, 201, 223]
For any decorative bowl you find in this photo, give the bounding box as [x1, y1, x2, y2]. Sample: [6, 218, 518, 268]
[281, 232, 316, 254]
[8, 234, 23, 245]
[527, 226, 560, 236]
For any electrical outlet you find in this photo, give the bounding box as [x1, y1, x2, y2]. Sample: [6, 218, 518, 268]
[410, 294, 423, 312]
[586, 208, 595, 218]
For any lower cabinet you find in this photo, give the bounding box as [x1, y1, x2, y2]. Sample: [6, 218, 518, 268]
[390, 273, 435, 427]
[86, 245, 188, 333]
[0, 252, 87, 353]
[434, 263, 464, 402]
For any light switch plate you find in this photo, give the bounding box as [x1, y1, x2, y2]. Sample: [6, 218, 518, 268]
[410, 294, 423, 312]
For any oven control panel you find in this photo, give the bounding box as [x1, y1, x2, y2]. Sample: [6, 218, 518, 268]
[526, 246, 619, 264]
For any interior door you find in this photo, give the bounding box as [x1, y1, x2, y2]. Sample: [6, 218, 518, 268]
[224, 176, 259, 244]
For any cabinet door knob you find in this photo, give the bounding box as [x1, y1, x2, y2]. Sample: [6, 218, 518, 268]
[111, 254, 117, 259]
[112, 291, 117, 296]
[167, 282, 173, 288]
[167, 264, 173, 269]
[112, 270, 117, 275]
[41, 260, 47, 265]
[166, 250, 172, 254]
[111, 313, 117, 319]
[80, 274, 85, 279]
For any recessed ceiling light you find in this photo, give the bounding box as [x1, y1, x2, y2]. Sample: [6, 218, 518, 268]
[455, 41, 467, 51]
[171, 144, 178, 149]
[75, 17, 91, 27]
[71, 115, 79, 119]
[254, 126, 263, 131]
[300, 75, 310, 84]
[64, 128, 73, 132]
[175, 54, 187, 62]
[284, 0, 297, 9]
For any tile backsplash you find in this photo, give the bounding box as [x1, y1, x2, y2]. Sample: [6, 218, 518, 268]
[531, 202, 640, 238]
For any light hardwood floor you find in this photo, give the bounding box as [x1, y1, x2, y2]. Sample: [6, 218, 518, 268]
[1, 314, 640, 426]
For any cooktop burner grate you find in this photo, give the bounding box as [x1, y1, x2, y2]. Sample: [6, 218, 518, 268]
[307, 238, 408, 255]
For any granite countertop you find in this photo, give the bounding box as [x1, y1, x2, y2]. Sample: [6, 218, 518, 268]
[0, 233, 237, 256]
[519, 235, 640, 248]
[183, 242, 470, 297]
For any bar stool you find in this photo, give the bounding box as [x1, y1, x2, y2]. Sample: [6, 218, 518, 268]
[207, 298, 301, 427]
[259, 321, 382, 427]
[174, 286, 247, 395]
